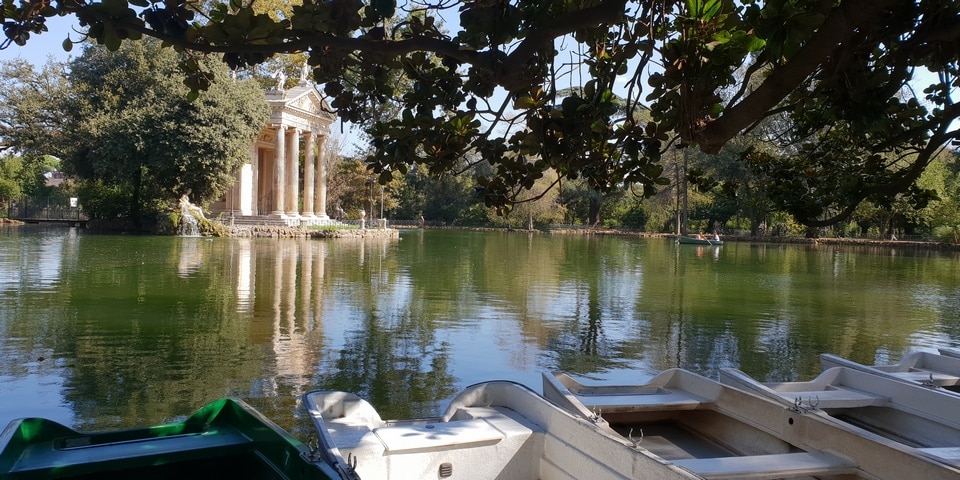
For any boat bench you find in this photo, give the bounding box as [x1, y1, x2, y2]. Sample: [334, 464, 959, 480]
[570, 390, 705, 413]
[373, 417, 505, 453]
[673, 451, 857, 479]
[889, 370, 960, 386]
[5, 428, 251, 475]
[773, 388, 887, 409]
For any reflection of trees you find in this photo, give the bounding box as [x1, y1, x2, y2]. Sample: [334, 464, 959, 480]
[635, 242, 960, 382]
[7, 229, 960, 435]
[458, 232, 648, 375]
[30, 236, 337, 431]
[322, 311, 455, 419]
[313, 235, 457, 419]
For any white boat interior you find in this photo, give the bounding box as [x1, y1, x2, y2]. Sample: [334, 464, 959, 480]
[820, 352, 960, 392]
[545, 368, 960, 480]
[719, 366, 960, 471]
[303, 381, 699, 480]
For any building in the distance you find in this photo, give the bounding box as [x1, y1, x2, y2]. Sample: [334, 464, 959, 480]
[209, 73, 337, 227]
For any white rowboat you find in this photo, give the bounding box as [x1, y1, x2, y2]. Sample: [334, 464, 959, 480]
[304, 381, 699, 480]
[545, 368, 960, 479]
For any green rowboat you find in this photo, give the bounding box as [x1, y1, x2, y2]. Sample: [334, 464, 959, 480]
[676, 235, 723, 246]
[0, 398, 342, 480]
[677, 236, 723, 245]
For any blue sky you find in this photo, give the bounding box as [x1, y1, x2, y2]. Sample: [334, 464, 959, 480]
[0, 16, 80, 65]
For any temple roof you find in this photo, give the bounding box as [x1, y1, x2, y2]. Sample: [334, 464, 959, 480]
[265, 81, 336, 134]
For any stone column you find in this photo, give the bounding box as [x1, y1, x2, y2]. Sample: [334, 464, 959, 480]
[272, 125, 286, 215]
[302, 131, 316, 217]
[285, 128, 300, 217]
[224, 172, 237, 215]
[315, 135, 329, 219]
[249, 144, 259, 216]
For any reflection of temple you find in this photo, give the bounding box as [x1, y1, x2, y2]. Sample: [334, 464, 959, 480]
[233, 239, 329, 396]
[209, 78, 337, 227]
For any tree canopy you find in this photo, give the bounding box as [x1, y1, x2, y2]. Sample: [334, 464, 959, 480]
[3, 0, 958, 219]
[58, 39, 269, 220]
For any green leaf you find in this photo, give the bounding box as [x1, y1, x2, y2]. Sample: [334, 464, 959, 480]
[514, 96, 537, 109]
[371, 0, 395, 19]
[702, 0, 721, 20]
[687, 0, 721, 20]
[746, 36, 765, 52]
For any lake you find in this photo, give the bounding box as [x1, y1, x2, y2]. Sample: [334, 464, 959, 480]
[2, 226, 959, 439]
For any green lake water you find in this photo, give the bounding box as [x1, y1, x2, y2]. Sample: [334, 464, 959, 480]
[2, 226, 959, 439]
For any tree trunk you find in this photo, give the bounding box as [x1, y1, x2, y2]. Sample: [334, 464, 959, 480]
[131, 163, 144, 228]
[588, 197, 601, 226]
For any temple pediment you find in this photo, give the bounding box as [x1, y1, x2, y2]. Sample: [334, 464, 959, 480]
[266, 83, 337, 133]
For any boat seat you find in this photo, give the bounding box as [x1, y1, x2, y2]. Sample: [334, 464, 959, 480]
[889, 370, 960, 385]
[372, 417, 504, 453]
[673, 451, 857, 479]
[918, 447, 960, 465]
[568, 391, 705, 412]
[6, 428, 250, 474]
[773, 388, 887, 409]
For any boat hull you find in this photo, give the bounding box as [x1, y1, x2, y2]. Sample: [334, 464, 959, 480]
[820, 351, 960, 393]
[0, 398, 341, 480]
[720, 365, 960, 472]
[304, 381, 698, 480]
[546, 368, 960, 479]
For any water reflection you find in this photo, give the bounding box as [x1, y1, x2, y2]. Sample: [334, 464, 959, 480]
[1, 229, 959, 437]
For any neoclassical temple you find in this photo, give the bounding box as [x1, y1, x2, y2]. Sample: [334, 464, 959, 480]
[209, 74, 338, 227]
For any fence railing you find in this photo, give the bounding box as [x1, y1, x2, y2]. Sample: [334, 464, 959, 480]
[6, 198, 88, 222]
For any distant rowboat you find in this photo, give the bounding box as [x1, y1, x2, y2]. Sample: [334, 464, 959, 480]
[676, 236, 723, 246]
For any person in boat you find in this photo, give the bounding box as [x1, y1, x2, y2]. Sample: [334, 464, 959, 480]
[696, 232, 703, 240]
[713, 230, 720, 241]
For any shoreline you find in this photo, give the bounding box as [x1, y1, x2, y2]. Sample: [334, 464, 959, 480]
[444, 226, 960, 251]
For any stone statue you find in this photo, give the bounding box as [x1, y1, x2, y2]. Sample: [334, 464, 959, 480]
[300, 61, 311, 84]
[272, 69, 286, 91]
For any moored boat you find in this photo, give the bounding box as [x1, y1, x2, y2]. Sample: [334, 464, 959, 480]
[304, 381, 700, 480]
[675, 236, 723, 246]
[820, 351, 960, 393]
[544, 368, 960, 479]
[939, 346, 960, 359]
[719, 366, 960, 471]
[0, 398, 342, 480]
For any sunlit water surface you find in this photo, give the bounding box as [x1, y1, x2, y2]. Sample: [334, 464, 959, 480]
[2, 226, 959, 439]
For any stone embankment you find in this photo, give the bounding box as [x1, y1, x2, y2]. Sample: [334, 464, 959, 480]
[226, 224, 399, 239]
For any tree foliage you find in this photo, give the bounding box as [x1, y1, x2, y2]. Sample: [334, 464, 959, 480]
[57, 38, 269, 220]
[3, 0, 958, 218]
[0, 59, 68, 157]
